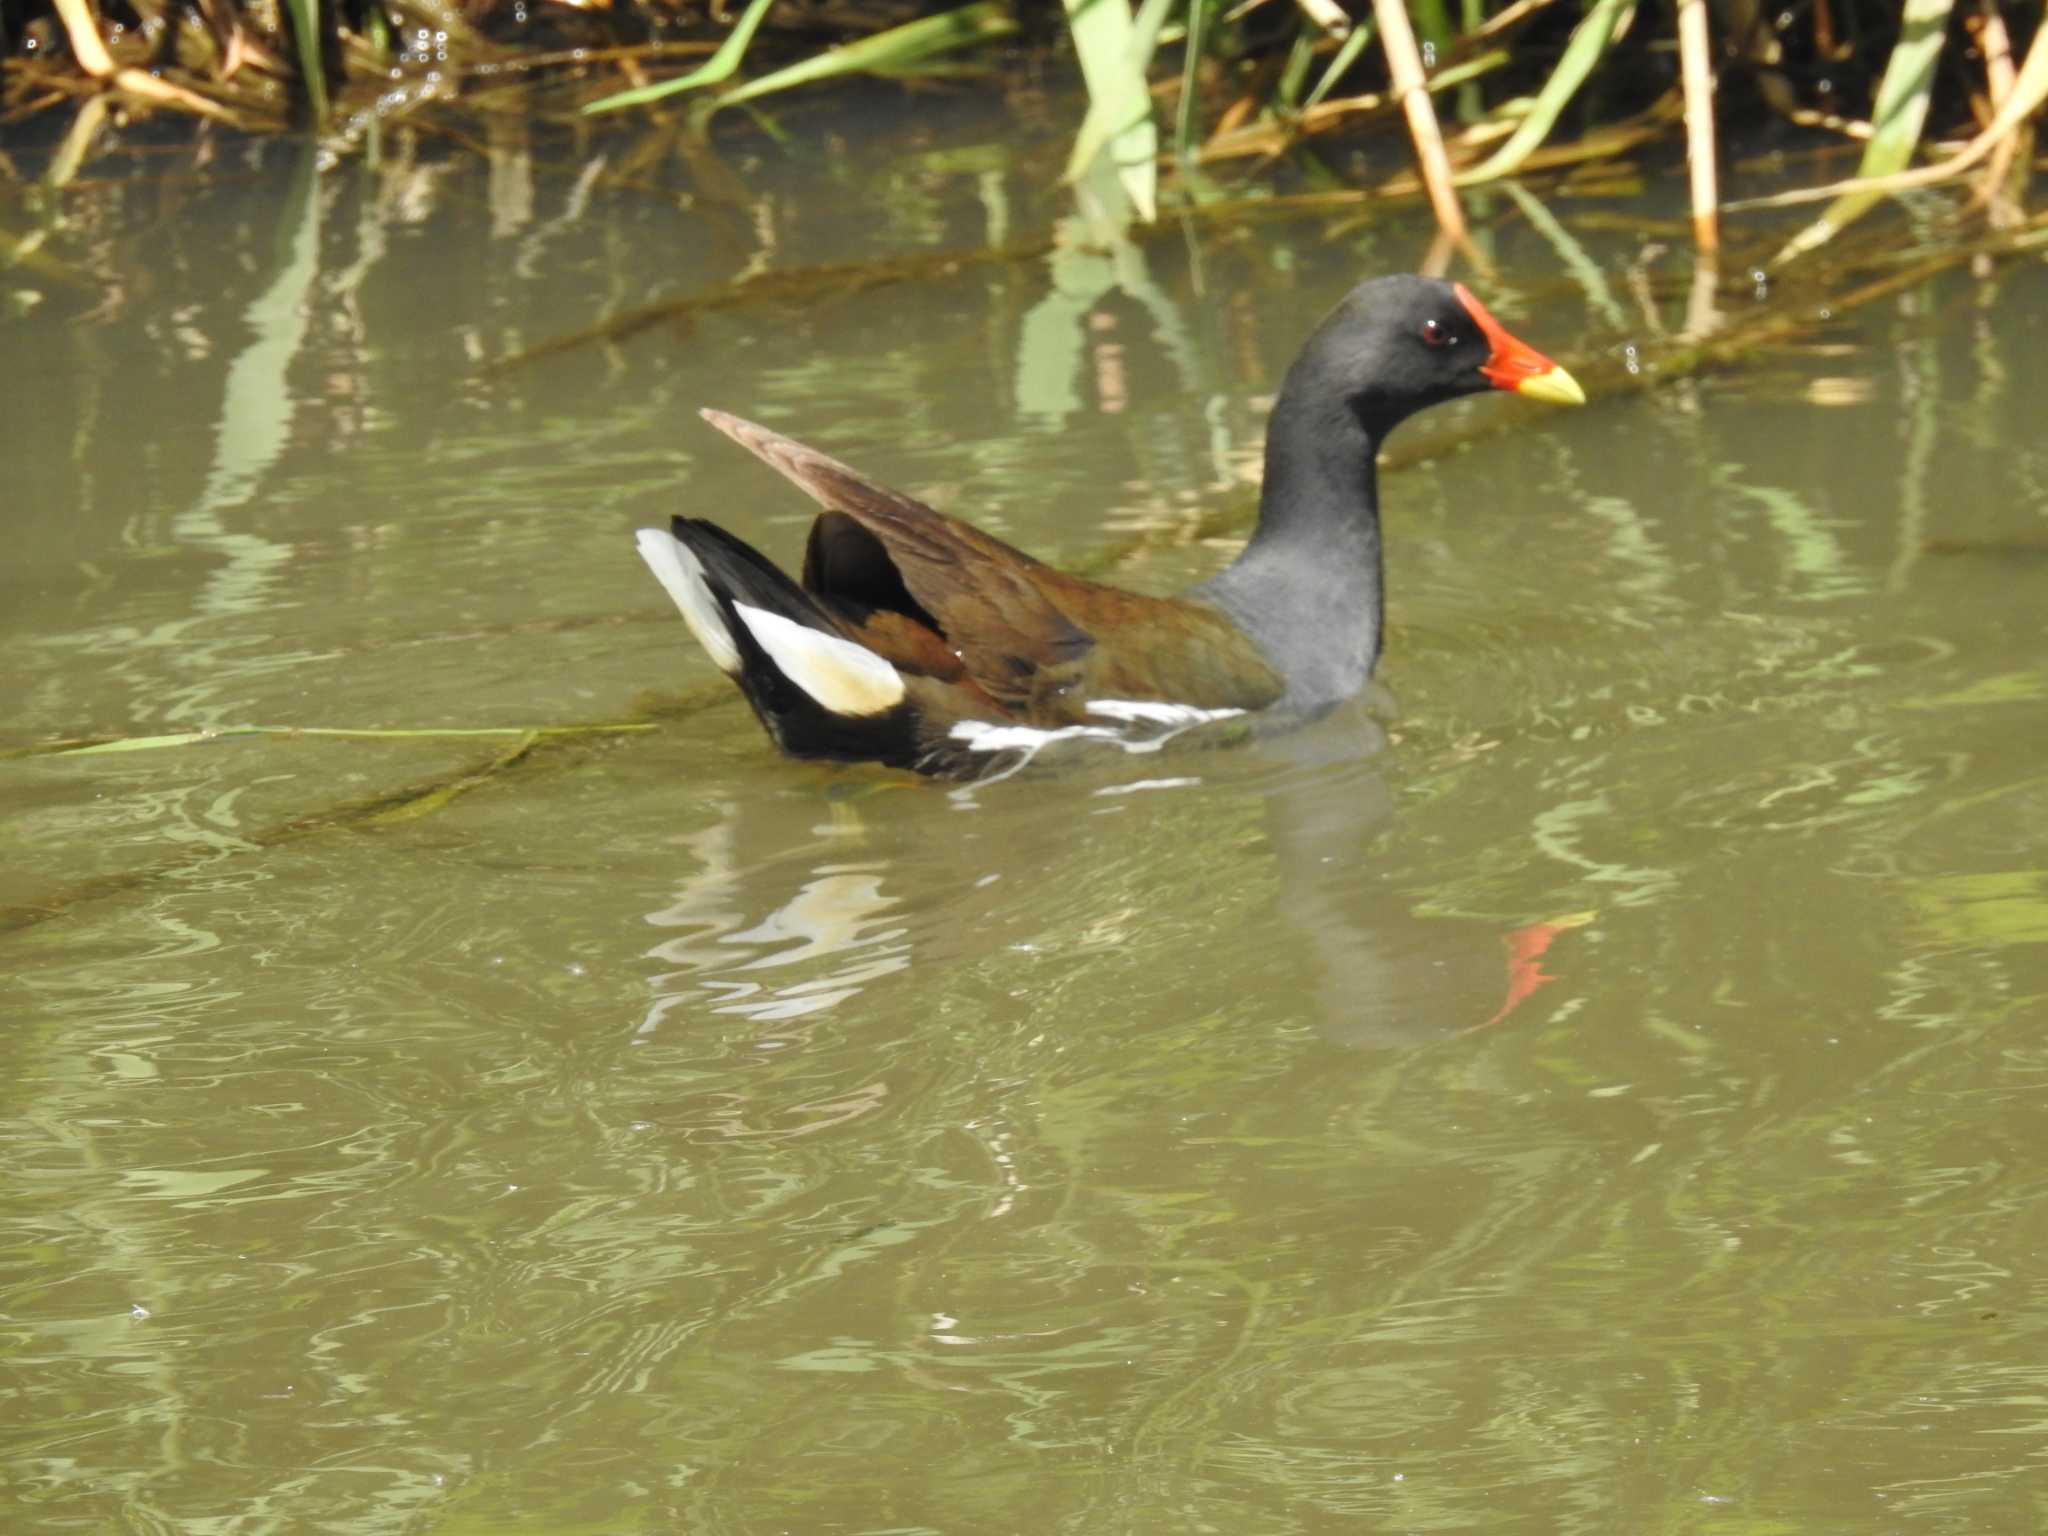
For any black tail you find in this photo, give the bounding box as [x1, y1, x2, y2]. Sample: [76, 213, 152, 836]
[639, 518, 919, 767]
[669, 516, 824, 631]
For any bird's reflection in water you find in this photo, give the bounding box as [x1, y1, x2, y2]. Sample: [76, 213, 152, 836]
[1247, 695, 1589, 1052]
[637, 811, 909, 1039]
[633, 696, 1586, 1057]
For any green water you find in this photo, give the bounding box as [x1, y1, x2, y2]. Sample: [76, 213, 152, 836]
[5, 103, 2047, 1535]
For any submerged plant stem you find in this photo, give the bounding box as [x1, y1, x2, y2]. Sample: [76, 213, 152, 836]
[29, 723, 657, 759]
[0, 713, 711, 935]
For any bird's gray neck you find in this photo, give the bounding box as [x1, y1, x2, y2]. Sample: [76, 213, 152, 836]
[1197, 391, 1386, 711]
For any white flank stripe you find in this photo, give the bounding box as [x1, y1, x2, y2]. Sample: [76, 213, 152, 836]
[951, 720, 1125, 753]
[1085, 700, 1247, 730]
[732, 603, 905, 717]
[947, 699, 1246, 784]
[636, 529, 740, 675]
[1093, 777, 1203, 796]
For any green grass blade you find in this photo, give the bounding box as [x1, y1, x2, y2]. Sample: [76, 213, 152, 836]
[281, 0, 328, 124]
[1275, 27, 1318, 111]
[1410, 0, 1454, 53]
[1773, 0, 1958, 263]
[717, 2, 1019, 112]
[59, 732, 227, 756]
[582, 0, 779, 114]
[1453, 0, 1633, 185]
[1456, 0, 1484, 119]
[1860, 0, 1959, 174]
[1175, 0, 1213, 161]
[1062, 0, 1168, 219]
[1063, 0, 1143, 180]
[1303, 16, 1377, 111]
[1064, 0, 1166, 149]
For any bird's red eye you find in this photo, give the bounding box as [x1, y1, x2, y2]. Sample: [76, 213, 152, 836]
[1421, 317, 1456, 348]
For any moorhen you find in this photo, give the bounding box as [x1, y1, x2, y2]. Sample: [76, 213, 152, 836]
[636, 274, 1582, 777]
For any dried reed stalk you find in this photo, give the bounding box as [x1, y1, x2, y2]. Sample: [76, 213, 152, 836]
[47, 0, 237, 119]
[1294, 0, 1352, 37]
[1677, 0, 1719, 250]
[1371, 0, 1469, 245]
[1966, 0, 2027, 224]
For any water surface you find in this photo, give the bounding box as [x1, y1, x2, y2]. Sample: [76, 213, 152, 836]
[5, 101, 2048, 1535]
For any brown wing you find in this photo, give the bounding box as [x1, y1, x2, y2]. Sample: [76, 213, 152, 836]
[1036, 576, 1284, 710]
[702, 410, 1092, 712]
[700, 409, 1283, 718]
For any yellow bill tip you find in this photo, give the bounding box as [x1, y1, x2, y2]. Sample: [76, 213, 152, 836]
[1515, 365, 1587, 408]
